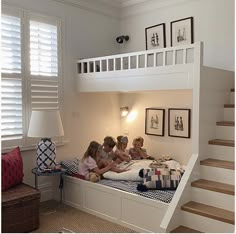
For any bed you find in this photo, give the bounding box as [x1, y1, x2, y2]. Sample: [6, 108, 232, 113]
[62, 157, 184, 232]
[64, 42, 233, 232]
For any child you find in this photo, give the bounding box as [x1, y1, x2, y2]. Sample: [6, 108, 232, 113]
[129, 137, 148, 160]
[98, 136, 129, 173]
[101, 136, 116, 161]
[114, 135, 131, 163]
[78, 141, 116, 182]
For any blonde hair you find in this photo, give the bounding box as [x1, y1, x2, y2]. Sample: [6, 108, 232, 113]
[83, 141, 102, 161]
[132, 137, 144, 147]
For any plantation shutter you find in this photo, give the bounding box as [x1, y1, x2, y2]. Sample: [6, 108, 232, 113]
[1, 14, 23, 141]
[29, 20, 59, 110]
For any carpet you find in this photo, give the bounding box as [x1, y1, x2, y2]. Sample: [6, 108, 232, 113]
[33, 200, 135, 233]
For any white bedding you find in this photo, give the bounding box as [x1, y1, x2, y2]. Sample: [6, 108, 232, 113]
[103, 159, 184, 181]
[103, 160, 155, 181]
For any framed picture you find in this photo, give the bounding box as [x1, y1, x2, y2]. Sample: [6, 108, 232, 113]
[145, 108, 165, 136]
[170, 17, 193, 46]
[168, 108, 191, 138]
[145, 23, 166, 50]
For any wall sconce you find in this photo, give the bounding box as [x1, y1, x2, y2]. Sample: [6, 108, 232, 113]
[120, 106, 129, 117]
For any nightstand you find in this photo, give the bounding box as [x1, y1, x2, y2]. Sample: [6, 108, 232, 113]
[31, 168, 67, 203]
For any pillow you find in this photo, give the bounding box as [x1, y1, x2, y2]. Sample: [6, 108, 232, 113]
[137, 168, 182, 191]
[60, 158, 80, 175]
[2, 147, 24, 191]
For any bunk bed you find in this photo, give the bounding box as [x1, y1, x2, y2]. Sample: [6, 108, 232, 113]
[63, 42, 234, 232]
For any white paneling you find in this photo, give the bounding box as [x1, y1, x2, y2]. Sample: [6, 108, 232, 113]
[84, 186, 121, 219]
[122, 197, 165, 232]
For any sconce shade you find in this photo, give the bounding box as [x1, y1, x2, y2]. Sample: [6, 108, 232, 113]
[120, 106, 129, 117]
[28, 110, 64, 138]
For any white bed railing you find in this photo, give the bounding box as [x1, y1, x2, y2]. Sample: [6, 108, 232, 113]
[77, 43, 199, 75]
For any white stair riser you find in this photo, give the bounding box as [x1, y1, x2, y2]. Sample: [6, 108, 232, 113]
[215, 126, 235, 140]
[207, 145, 235, 161]
[191, 187, 234, 211]
[181, 210, 234, 233]
[223, 108, 234, 121]
[230, 92, 234, 104]
[200, 165, 234, 185]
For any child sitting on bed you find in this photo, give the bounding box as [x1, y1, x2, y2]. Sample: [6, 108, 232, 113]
[101, 136, 116, 161]
[114, 136, 131, 163]
[129, 137, 148, 160]
[78, 141, 116, 182]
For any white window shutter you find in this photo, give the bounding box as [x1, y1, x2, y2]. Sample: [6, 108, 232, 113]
[29, 19, 60, 111]
[29, 20, 58, 77]
[1, 14, 23, 142]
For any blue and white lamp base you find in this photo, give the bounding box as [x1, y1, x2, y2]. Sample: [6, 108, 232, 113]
[36, 138, 57, 172]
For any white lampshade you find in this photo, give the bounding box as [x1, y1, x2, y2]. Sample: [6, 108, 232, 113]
[28, 110, 64, 138]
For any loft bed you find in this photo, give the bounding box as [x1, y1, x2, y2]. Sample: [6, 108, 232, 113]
[76, 42, 201, 92]
[63, 42, 234, 232]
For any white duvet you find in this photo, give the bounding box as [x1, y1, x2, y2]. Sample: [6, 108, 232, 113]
[103, 160, 155, 181]
[103, 159, 184, 181]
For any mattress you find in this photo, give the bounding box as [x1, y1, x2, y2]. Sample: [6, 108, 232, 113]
[97, 179, 175, 203]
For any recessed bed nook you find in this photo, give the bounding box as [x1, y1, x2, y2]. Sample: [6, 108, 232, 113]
[62, 42, 234, 233]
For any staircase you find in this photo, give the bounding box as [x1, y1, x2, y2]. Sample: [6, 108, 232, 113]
[171, 88, 235, 233]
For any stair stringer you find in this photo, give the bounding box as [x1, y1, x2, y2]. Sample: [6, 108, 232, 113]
[160, 154, 200, 232]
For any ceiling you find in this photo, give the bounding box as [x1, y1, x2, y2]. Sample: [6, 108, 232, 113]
[97, 0, 151, 8]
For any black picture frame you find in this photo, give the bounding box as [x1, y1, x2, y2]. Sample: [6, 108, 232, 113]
[170, 17, 194, 47]
[145, 108, 165, 136]
[145, 23, 166, 50]
[168, 108, 191, 138]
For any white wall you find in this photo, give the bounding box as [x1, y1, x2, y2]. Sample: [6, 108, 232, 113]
[120, 90, 193, 165]
[119, 0, 234, 71]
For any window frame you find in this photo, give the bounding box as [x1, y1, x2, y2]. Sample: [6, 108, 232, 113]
[1, 5, 64, 152]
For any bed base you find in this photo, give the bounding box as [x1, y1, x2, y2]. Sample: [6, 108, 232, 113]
[64, 176, 169, 232]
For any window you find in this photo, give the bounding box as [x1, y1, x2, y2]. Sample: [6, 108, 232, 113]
[1, 6, 62, 150]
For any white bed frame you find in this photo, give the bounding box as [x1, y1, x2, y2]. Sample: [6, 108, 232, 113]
[64, 175, 168, 232]
[61, 42, 234, 232]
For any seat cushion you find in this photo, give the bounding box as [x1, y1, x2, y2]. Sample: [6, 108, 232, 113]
[2, 147, 24, 191]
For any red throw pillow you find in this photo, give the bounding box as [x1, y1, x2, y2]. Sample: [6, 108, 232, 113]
[2, 147, 24, 191]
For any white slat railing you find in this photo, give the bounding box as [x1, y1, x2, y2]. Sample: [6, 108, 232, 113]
[77, 43, 198, 75]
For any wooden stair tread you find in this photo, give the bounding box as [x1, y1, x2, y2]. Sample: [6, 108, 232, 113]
[200, 158, 234, 170]
[191, 179, 234, 195]
[181, 201, 235, 224]
[171, 225, 202, 233]
[208, 139, 235, 147]
[216, 121, 234, 126]
[224, 104, 235, 108]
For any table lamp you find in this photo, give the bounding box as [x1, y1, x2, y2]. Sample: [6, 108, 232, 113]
[28, 110, 64, 172]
